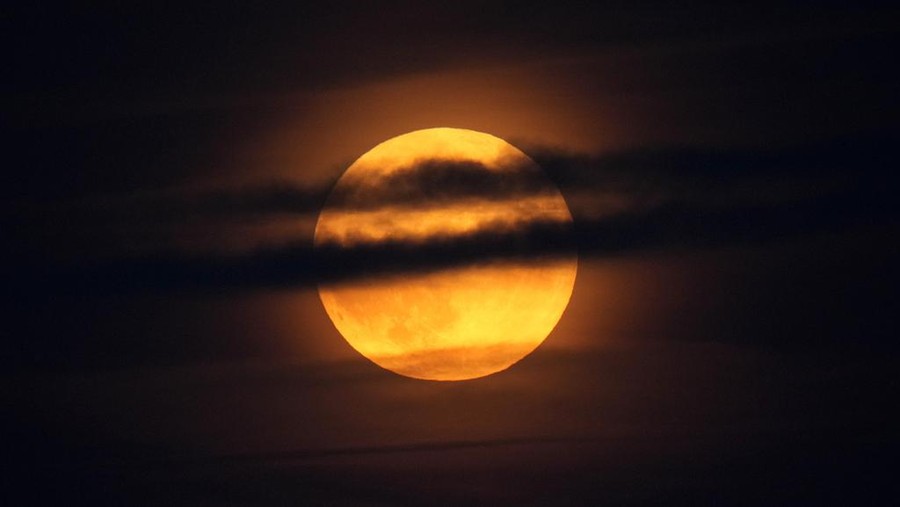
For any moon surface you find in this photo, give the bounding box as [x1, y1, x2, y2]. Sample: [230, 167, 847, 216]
[315, 128, 577, 381]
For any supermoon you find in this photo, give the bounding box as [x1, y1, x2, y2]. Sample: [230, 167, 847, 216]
[315, 128, 576, 380]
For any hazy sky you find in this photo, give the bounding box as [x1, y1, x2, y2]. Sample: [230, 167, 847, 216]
[3, 2, 898, 506]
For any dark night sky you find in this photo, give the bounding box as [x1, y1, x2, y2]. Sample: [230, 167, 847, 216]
[2, 2, 898, 506]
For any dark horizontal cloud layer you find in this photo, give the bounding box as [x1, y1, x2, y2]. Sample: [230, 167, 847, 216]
[3, 133, 895, 290]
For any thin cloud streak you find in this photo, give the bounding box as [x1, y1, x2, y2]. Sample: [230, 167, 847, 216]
[156, 435, 607, 468]
[5, 134, 889, 226]
[8, 133, 890, 228]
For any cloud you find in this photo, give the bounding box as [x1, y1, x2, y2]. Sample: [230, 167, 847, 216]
[2, 133, 894, 295]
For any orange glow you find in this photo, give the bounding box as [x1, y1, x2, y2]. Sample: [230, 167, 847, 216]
[315, 128, 577, 381]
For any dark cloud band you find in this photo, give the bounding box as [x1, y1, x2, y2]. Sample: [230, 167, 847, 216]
[2, 134, 894, 294]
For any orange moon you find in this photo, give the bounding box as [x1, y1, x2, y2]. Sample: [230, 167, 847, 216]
[315, 128, 577, 381]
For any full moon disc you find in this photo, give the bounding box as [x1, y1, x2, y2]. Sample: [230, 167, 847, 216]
[315, 128, 577, 381]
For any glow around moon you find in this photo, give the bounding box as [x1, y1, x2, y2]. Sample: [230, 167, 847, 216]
[315, 128, 577, 381]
